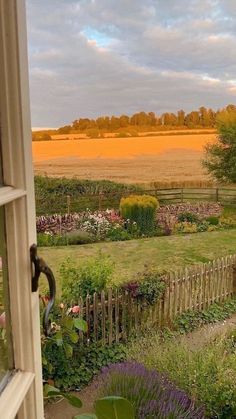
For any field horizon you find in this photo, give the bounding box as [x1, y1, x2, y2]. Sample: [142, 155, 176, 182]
[33, 131, 216, 184]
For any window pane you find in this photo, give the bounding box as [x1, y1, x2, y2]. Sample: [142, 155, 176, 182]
[0, 206, 13, 390]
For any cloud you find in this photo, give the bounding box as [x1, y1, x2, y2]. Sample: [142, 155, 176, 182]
[26, 0, 236, 127]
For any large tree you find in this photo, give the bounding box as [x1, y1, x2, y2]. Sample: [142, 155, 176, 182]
[203, 110, 236, 182]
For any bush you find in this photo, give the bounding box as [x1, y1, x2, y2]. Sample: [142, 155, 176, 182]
[178, 211, 199, 223]
[61, 255, 114, 301]
[122, 268, 166, 306]
[37, 233, 68, 247]
[219, 216, 236, 229]
[174, 222, 198, 234]
[205, 215, 219, 225]
[66, 230, 94, 245]
[43, 339, 126, 391]
[106, 227, 132, 241]
[35, 176, 142, 215]
[120, 195, 159, 233]
[99, 362, 205, 419]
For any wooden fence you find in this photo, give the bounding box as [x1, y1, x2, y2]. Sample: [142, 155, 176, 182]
[76, 255, 236, 345]
[36, 187, 236, 215]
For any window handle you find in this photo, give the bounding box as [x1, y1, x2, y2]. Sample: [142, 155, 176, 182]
[30, 244, 56, 336]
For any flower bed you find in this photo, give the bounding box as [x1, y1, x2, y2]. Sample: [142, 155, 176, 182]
[36, 202, 235, 246]
[157, 202, 222, 231]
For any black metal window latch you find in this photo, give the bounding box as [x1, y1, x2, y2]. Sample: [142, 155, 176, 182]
[30, 244, 56, 336]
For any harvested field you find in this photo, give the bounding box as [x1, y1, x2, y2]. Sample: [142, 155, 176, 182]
[33, 133, 216, 183]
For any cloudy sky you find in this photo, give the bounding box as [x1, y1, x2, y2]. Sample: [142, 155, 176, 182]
[26, 0, 236, 128]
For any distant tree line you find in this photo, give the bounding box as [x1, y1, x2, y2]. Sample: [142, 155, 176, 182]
[32, 104, 236, 140]
[63, 104, 236, 132]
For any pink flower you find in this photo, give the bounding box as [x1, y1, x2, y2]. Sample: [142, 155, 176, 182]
[71, 305, 80, 314]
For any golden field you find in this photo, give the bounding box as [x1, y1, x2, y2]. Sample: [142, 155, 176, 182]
[33, 132, 216, 184]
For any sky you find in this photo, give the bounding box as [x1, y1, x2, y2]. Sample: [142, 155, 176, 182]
[26, 0, 236, 128]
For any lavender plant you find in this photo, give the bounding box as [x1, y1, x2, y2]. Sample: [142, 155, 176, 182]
[99, 362, 205, 419]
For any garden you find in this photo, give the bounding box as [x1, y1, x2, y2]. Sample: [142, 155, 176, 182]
[37, 100, 236, 418]
[37, 193, 236, 418]
[36, 196, 236, 248]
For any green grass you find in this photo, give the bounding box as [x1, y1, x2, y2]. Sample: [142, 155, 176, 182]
[40, 229, 236, 293]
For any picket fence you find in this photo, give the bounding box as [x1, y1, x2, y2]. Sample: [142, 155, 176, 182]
[76, 255, 236, 346]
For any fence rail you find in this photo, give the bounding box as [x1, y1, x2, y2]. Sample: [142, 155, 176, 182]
[36, 187, 236, 215]
[76, 255, 236, 346]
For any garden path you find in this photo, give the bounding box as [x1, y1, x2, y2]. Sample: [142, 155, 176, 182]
[181, 313, 236, 350]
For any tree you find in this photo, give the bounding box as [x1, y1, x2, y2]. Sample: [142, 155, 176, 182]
[177, 110, 185, 126]
[203, 109, 236, 182]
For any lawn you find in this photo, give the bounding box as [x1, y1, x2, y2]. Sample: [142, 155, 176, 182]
[40, 228, 236, 291]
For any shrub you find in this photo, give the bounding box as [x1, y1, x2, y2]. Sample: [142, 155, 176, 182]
[37, 233, 68, 247]
[61, 255, 114, 301]
[120, 195, 159, 233]
[174, 222, 198, 234]
[100, 362, 205, 419]
[205, 215, 219, 225]
[219, 216, 236, 229]
[122, 268, 166, 306]
[178, 212, 199, 223]
[106, 227, 132, 241]
[66, 230, 94, 245]
[43, 338, 126, 391]
[35, 176, 141, 215]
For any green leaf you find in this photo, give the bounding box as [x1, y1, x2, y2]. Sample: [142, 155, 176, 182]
[62, 393, 83, 408]
[64, 343, 73, 358]
[54, 331, 63, 346]
[62, 317, 74, 330]
[68, 330, 79, 343]
[73, 318, 88, 332]
[95, 397, 135, 419]
[44, 384, 60, 397]
[74, 415, 97, 419]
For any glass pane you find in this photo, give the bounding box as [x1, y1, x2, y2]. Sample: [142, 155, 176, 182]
[0, 206, 13, 390]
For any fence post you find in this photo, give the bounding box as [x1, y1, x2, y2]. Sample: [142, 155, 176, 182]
[215, 188, 219, 202]
[66, 195, 71, 213]
[233, 264, 236, 295]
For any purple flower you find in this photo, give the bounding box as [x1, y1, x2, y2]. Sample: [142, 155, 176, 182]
[100, 361, 205, 419]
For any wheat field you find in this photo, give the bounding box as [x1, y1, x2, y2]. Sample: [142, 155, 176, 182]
[33, 133, 216, 184]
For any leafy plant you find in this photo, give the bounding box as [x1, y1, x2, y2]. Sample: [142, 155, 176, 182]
[120, 195, 159, 233]
[178, 211, 200, 223]
[205, 215, 219, 225]
[122, 268, 166, 306]
[174, 221, 198, 234]
[61, 255, 114, 302]
[41, 303, 87, 380]
[174, 297, 236, 334]
[66, 230, 95, 245]
[44, 384, 135, 419]
[99, 362, 204, 418]
[43, 336, 126, 390]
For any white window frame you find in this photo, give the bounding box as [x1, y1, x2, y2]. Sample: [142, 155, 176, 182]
[0, 1, 44, 418]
